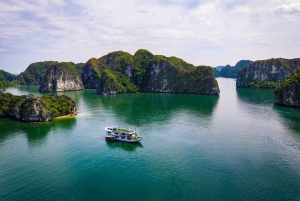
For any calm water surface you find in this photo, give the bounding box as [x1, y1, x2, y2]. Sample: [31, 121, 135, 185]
[1, 78, 300, 201]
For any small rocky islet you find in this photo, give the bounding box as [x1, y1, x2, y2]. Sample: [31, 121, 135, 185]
[0, 93, 77, 122]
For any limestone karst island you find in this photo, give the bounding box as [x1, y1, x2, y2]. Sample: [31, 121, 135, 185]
[1, 49, 300, 124]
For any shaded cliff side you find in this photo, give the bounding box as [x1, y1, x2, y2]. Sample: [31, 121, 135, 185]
[0, 93, 77, 122]
[83, 49, 220, 95]
[236, 58, 300, 88]
[39, 62, 84, 92]
[274, 68, 300, 107]
[80, 58, 102, 88]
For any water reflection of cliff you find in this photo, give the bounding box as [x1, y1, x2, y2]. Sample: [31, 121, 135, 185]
[0, 117, 76, 146]
[96, 93, 219, 126]
[236, 88, 274, 104]
[273, 105, 300, 134]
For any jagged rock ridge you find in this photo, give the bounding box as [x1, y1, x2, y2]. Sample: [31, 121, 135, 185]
[17, 61, 59, 85]
[237, 58, 300, 88]
[80, 49, 220, 95]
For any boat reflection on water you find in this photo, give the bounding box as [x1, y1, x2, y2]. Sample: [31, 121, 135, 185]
[106, 140, 143, 152]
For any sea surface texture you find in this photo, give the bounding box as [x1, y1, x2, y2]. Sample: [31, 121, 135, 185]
[0, 78, 300, 201]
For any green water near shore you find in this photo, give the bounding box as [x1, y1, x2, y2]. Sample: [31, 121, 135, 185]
[1, 78, 300, 201]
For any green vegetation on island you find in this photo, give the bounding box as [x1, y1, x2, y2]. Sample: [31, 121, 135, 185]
[244, 80, 280, 88]
[0, 70, 18, 91]
[3, 49, 220, 95]
[0, 93, 76, 121]
[17, 61, 59, 85]
[237, 58, 300, 88]
[39, 62, 84, 92]
[214, 60, 253, 78]
[274, 68, 300, 107]
[91, 49, 219, 95]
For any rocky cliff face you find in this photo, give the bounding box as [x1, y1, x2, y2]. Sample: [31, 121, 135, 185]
[93, 49, 219, 95]
[95, 51, 138, 95]
[17, 61, 58, 85]
[146, 57, 219, 94]
[0, 93, 77, 122]
[274, 68, 300, 107]
[80, 58, 102, 88]
[0, 94, 52, 121]
[39, 62, 84, 92]
[236, 58, 300, 88]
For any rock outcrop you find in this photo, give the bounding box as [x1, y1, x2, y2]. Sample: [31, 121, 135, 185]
[236, 58, 300, 88]
[39, 62, 84, 92]
[0, 93, 77, 122]
[91, 49, 220, 95]
[80, 58, 102, 88]
[274, 68, 300, 107]
[17, 61, 58, 85]
[146, 56, 219, 94]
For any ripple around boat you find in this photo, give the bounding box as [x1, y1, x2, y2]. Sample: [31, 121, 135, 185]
[105, 126, 142, 142]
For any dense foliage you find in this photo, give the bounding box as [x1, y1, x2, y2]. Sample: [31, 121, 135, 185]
[245, 80, 280, 88]
[132, 49, 154, 91]
[93, 49, 219, 95]
[0, 93, 76, 120]
[0, 70, 17, 81]
[15, 61, 84, 86]
[237, 58, 300, 88]
[274, 68, 300, 107]
[81, 58, 102, 88]
[40, 94, 76, 117]
[214, 60, 253, 78]
[0, 70, 18, 91]
[17, 61, 59, 85]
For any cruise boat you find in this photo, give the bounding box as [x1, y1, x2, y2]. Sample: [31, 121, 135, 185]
[105, 126, 142, 143]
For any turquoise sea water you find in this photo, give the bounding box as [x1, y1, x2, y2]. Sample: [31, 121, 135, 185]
[1, 78, 300, 201]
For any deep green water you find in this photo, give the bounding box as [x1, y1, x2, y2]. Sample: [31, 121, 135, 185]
[1, 78, 300, 201]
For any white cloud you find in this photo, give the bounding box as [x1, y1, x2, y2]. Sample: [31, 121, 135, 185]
[0, 0, 299, 73]
[275, 2, 300, 13]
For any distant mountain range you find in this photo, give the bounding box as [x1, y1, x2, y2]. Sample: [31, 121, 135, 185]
[213, 60, 253, 78]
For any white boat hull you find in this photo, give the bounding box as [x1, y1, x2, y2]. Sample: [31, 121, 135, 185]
[105, 126, 142, 143]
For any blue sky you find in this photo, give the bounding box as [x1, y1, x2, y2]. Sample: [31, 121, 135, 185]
[0, 0, 299, 73]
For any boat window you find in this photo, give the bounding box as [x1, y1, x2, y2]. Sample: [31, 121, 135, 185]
[115, 136, 119, 138]
[127, 138, 131, 140]
[108, 131, 111, 134]
[121, 136, 125, 139]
